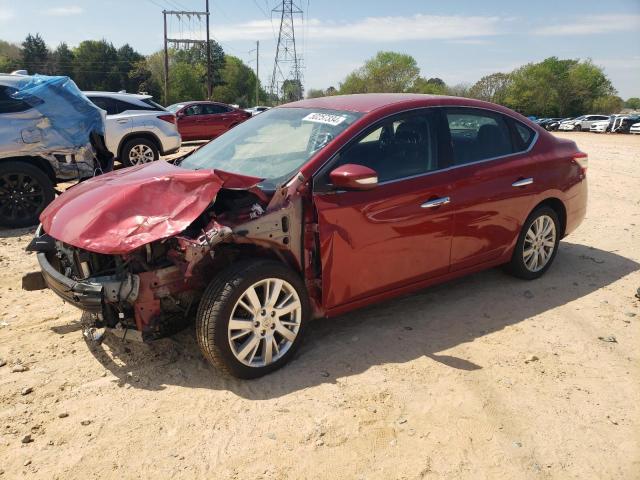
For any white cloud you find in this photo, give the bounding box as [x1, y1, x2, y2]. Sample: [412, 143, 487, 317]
[212, 14, 505, 42]
[0, 8, 14, 21]
[44, 6, 83, 16]
[533, 14, 640, 36]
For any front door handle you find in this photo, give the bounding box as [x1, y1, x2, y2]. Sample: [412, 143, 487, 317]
[421, 196, 450, 209]
[512, 177, 533, 187]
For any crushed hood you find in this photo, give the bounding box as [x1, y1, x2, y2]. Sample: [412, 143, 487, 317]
[40, 161, 262, 254]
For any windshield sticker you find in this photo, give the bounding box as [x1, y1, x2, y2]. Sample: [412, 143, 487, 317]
[302, 112, 347, 126]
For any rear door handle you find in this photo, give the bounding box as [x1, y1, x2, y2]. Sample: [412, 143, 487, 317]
[421, 196, 450, 209]
[512, 177, 533, 187]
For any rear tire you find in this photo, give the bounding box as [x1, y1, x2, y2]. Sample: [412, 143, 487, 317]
[0, 161, 54, 228]
[506, 206, 560, 280]
[196, 259, 310, 379]
[121, 138, 159, 167]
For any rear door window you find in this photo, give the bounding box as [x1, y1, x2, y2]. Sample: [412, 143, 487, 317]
[0, 86, 34, 114]
[444, 108, 514, 165]
[204, 104, 230, 114]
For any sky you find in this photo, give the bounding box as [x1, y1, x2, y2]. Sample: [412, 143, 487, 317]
[1, 0, 639, 98]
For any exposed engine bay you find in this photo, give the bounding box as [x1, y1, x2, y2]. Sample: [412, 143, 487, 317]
[25, 182, 312, 342]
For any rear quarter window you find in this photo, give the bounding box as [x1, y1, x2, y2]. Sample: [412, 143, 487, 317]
[444, 108, 514, 165]
[513, 121, 535, 151]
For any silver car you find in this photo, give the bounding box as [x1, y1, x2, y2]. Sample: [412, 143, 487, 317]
[0, 73, 112, 228]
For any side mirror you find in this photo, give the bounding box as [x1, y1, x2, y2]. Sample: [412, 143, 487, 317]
[329, 164, 378, 191]
[176, 111, 185, 119]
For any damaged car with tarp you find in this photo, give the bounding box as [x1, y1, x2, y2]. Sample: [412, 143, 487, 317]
[0, 73, 112, 227]
[22, 94, 588, 378]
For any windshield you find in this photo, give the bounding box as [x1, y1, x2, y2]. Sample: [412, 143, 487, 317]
[180, 107, 362, 188]
[166, 103, 185, 113]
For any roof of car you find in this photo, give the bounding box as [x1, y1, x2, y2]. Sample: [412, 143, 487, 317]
[282, 93, 504, 114]
[83, 91, 152, 100]
[0, 74, 28, 87]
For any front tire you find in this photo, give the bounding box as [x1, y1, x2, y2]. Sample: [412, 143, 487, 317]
[0, 161, 54, 228]
[196, 259, 310, 379]
[121, 138, 159, 167]
[506, 206, 560, 280]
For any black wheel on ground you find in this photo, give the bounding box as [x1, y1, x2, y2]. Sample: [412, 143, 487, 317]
[196, 259, 310, 379]
[574, 124, 582, 132]
[0, 160, 54, 228]
[505, 206, 561, 280]
[121, 138, 159, 167]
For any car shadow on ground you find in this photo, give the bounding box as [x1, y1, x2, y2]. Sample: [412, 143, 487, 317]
[76, 241, 638, 398]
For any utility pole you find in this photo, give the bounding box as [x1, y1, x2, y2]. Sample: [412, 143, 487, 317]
[269, 0, 304, 103]
[205, 0, 212, 99]
[163, 10, 169, 104]
[255, 40, 259, 106]
[162, 3, 212, 104]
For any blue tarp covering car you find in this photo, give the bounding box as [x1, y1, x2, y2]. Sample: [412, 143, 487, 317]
[0, 73, 112, 228]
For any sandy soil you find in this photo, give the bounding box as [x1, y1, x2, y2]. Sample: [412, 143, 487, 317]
[0, 132, 638, 479]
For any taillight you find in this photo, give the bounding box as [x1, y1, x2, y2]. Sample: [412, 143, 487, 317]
[158, 114, 176, 125]
[574, 151, 588, 173]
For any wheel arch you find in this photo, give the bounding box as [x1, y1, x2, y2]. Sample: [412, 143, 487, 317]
[117, 132, 162, 159]
[530, 197, 567, 237]
[1, 156, 57, 183]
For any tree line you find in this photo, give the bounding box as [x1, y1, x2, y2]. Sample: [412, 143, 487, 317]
[308, 51, 639, 117]
[2, 36, 638, 115]
[0, 33, 268, 107]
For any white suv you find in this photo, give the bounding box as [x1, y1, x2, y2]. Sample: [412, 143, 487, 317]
[558, 115, 610, 132]
[84, 92, 181, 166]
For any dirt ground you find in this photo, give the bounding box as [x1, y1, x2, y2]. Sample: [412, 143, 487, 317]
[0, 132, 638, 479]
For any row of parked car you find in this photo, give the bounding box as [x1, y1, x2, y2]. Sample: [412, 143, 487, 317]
[534, 114, 640, 134]
[0, 71, 267, 228]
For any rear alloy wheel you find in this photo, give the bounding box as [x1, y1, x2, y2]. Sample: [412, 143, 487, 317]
[196, 260, 309, 378]
[0, 161, 54, 228]
[506, 206, 560, 280]
[122, 138, 158, 167]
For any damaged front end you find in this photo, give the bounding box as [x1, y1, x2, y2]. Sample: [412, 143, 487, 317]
[23, 164, 310, 342]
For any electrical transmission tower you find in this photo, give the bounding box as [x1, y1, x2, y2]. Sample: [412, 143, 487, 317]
[269, 0, 304, 103]
[162, 1, 212, 104]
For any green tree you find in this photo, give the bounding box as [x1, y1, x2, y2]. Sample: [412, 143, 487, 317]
[116, 44, 143, 92]
[591, 95, 624, 114]
[503, 57, 616, 116]
[128, 59, 161, 98]
[281, 79, 303, 102]
[446, 83, 471, 97]
[468, 72, 511, 104]
[625, 97, 640, 110]
[212, 55, 265, 107]
[412, 77, 448, 95]
[306, 88, 325, 99]
[168, 62, 206, 104]
[325, 86, 338, 96]
[51, 43, 74, 77]
[21, 33, 49, 74]
[0, 40, 22, 73]
[340, 51, 420, 94]
[72, 40, 120, 90]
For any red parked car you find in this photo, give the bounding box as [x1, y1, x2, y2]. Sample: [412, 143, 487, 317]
[24, 94, 587, 378]
[167, 101, 251, 141]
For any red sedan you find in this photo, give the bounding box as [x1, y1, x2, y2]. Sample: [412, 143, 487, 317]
[26, 94, 588, 378]
[167, 101, 251, 141]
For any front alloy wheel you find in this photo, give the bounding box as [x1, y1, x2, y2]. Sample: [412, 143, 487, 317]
[228, 279, 302, 367]
[196, 260, 309, 378]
